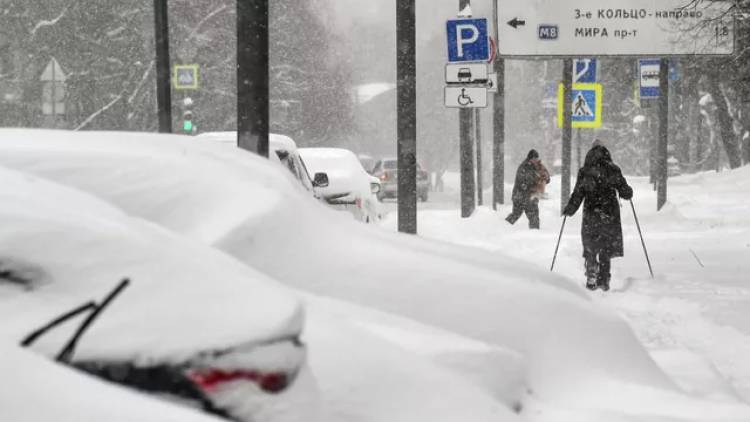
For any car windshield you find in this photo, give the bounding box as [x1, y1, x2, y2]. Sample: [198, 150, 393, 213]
[383, 161, 397, 170]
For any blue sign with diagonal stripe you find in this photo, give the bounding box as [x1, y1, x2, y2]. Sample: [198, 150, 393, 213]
[574, 59, 598, 83]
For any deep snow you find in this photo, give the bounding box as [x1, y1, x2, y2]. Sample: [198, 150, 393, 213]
[385, 166, 750, 407]
[1, 130, 747, 420]
[0, 133, 521, 422]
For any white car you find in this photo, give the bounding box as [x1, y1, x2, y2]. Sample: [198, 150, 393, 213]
[298, 148, 382, 223]
[197, 132, 326, 195]
[0, 165, 309, 422]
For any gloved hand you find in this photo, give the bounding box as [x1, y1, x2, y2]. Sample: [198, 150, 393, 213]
[562, 205, 576, 217]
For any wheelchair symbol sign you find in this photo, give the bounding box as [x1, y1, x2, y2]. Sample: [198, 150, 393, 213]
[445, 87, 488, 108]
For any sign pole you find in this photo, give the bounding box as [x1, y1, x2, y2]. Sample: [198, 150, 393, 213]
[561, 59, 573, 211]
[576, 127, 582, 170]
[460, 108, 476, 217]
[459, 0, 476, 218]
[492, 0, 505, 208]
[153, 0, 172, 133]
[397, 0, 418, 234]
[236, 0, 269, 158]
[657, 58, 669, 210]
[475, 109, 484, 206]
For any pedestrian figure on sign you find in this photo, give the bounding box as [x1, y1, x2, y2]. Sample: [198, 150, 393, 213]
[574, 94, 591, 116]
[563, 142, 633, 291]
[506, 149, 550, 229]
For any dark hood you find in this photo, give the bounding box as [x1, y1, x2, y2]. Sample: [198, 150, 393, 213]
[584, 145, 612, 168]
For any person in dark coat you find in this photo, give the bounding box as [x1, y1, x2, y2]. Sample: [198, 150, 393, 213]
[563, 143, 633, 291]
[506, 149, 548, 229]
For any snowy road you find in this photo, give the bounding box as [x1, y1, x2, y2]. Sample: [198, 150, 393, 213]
[384, 168, 750, 403]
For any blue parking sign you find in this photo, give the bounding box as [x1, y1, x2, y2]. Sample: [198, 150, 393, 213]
[446, 19, 489, 62]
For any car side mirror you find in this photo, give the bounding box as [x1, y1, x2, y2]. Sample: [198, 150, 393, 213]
[370, 182, 381, 194]
[275, 150, 290, 161]
[313, 172, 329, 188]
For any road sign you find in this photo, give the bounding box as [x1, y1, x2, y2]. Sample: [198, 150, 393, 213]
[40, 58, 66, 116]
[446, 63, 489, 84]
[173, 64, 199, 90]
[445, 87, 488, 108]
[497, 0, 735, 57]
[557, 83, 602, 129]
[446, 18, 490, 62]
[573, 59, 597, 83]
[639, 59, 661, 99]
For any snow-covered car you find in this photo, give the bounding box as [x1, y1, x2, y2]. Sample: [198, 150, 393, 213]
[1, 344, 226, 422]
[298, 148, 382, 223]
[0, 165, 309, 422]
[197, 131, 327, 196]
[370, 158, 430, 202]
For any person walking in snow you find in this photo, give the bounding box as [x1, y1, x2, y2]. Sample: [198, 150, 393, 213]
[563, 142, 633, 291]
[506, 149, 550, 229]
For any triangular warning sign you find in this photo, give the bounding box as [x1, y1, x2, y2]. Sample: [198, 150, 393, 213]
[573, 93, 593, 117]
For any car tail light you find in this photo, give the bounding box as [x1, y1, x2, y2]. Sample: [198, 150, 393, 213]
[355, 198, 363, 209]
[187, 369, 289, 394]
[380, 172, 389, 181]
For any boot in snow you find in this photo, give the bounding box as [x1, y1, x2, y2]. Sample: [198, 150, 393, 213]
[586, 276, 598, 291]
[597, 275, 610, 292]
[584, 256, 598, 291]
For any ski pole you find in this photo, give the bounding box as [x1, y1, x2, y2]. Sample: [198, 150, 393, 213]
[630, 200, 654, 279]
[550, 216, 567, 272]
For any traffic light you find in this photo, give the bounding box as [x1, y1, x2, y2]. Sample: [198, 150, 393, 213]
[182, 110, 194, 134]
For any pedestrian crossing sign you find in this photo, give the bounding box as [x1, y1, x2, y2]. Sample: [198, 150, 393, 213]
[557, 83, 602, 129]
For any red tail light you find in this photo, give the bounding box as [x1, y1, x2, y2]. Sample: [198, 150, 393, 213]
[355, 198, 363, 209]
[187, 369, 289, 394]
[380, 172, 389, 181]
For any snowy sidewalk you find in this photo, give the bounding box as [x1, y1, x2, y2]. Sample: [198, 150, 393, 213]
[384, 168, 750, 404]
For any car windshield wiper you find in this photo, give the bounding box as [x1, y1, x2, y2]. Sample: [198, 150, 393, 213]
[20, 279, 131, 364]
[21, 301, 97, 347]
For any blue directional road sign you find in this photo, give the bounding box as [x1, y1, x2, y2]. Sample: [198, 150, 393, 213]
[446, 19, 489, 63]
[573, 59, 598, 83]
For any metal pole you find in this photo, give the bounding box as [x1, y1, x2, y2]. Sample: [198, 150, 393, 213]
[551, 216, 567, 272]
[657, 58, 669, 210]
[561, 59, 573, 211]
[153, 0, 172, 133]
[459, 0, 475, 218]
[492, 0, 505, 208]
[476, 109, 484, 206]
[397, 0, 417, 234]
[237, 0, 269, 157]
[461, 108, 476, 217]
[630, 200, 655, 279]
[51, 64, 56, 119]
[576, 127, 582, 170]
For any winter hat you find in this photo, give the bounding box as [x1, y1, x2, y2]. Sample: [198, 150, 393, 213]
[527, 149, 539, 160]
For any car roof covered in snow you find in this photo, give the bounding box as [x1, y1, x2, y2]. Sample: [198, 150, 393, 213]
[197, 131, 298, 152]
[0, 163, 303, 364]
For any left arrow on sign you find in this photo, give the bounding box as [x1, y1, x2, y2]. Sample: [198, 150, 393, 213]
[507, 18, 525, 29]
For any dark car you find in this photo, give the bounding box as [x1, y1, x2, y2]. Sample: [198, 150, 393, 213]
[371, 158, 430, 202]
